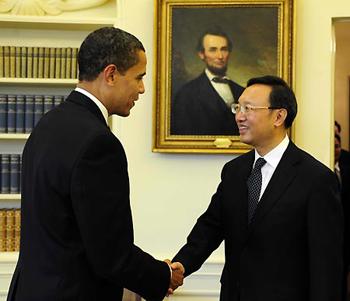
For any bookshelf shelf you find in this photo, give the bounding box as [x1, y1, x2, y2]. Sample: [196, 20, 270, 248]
[0, 134, 30, 140]
[0, 194, 21, 201]
[0, 78, 77, 85]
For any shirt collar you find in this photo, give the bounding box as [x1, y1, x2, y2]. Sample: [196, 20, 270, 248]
[75, 87, 108, 125]
[254, 135, 290, 168]
[205, 68, 230, 81]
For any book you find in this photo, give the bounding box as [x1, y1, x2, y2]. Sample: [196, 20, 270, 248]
[43, 95, 54, 114]
[27, 47, 33, 78]
[38, 47, 44, 78]
[9, 46, 16, 78]
[15, 47, 21, 78]
[54, 95, 63, 107]
[33, 95, 43, 127]
[55, 48, 61, 79]
[3, 46, 10, 77]
[43, 47, 50, 78]
[15, 95, 25, 133]
[0, 94, 7, 133]
[0, 46, 3, 78]
[65, 47, 72, 79]
[1, 154, 10, 193]
[60, 48, 66, 79]
[24, 95, 34, 133]
[49, 47, 55, 79]
[32, 47, 38, 78]
[21, 46, 27, 78]
[0, 210, 6, 251]
[71, 48, 78, 79]
[7, 95, 16, 133]
[10, 154, 20, 194]
[14, 209, 20, 251]
[5, 209, 15, 251]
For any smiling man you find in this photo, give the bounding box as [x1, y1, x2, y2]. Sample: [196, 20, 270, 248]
[171, 27, 244, 135]
[7, 27, 184, 301]
[172, 75, 343, 301]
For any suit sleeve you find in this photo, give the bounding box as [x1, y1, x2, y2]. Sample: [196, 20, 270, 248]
[70, 132, 170, 300]
[173, 164, 227, 276]
[308, 168, 343, 301]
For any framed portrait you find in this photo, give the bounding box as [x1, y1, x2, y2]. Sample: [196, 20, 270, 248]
[153, 0, 294, 154]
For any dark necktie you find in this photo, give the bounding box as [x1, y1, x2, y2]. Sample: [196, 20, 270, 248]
[212, 76, 230, 84]
[247, 157, 266, 224]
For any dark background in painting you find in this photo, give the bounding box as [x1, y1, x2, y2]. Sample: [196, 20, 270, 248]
[171, 6, 278, 97]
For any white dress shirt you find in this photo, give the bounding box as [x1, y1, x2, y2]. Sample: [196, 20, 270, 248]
[205, 69, 234, 106]
[75, 87, 109, 125]
[253, 135, 290, 201]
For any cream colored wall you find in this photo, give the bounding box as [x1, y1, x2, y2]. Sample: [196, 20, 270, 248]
[109, 0, 349, 262]
[334, 21, 350, 150]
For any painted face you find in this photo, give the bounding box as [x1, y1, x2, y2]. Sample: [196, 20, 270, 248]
[109, 50, 147, 117]
[235, 84, 278, 151]
[198, 34, 230, 76]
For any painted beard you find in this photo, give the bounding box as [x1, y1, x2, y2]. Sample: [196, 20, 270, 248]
[207, 65, 228, 77]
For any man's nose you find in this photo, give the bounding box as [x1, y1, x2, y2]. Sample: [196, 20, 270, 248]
[139, 81, 145, 94]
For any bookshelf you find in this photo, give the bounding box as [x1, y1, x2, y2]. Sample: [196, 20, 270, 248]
[0, 0, 117, 261]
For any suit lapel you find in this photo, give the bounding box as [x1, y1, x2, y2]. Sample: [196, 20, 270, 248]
[66, 90, 109, 128]
[248, 142, 300, 232]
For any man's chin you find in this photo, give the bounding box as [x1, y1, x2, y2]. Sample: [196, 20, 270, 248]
[207, 66, 227, 77]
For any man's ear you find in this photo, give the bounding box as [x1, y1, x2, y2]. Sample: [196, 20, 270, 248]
[274, 108, 288, 127]
[198, 51, 205, 60]
[103, 64, 117, 84]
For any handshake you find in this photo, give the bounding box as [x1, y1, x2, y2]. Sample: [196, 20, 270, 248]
[165, 259, 185, 296]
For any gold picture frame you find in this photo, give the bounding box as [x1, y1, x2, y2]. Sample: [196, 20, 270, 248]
[153, 0, 294, 154]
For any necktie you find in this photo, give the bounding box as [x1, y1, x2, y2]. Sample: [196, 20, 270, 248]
[334, 164, 342, 189]
[212, 76, 230, 84]
[247, 157, 266, 224]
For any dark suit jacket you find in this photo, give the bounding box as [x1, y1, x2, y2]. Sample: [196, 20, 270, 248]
[171, 72, 244, 135]
[173, 142, 343, 301]
[7, 91, 170, 301]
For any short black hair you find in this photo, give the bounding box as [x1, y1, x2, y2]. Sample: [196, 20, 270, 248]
[247, 75, 297, 128]
[335, 120, 341, 133]
[196, 27, 233, 52]
[78, 27, 145, 81]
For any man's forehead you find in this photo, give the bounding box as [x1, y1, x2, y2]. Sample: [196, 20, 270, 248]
[203, 34, 228, 45]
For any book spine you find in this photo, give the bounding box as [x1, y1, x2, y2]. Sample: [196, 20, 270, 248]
[54, 95, 63, 107]
[55, 48, 61, 79]
[38, 47, 44, 78]
[33, 95, 43, 127]
[14, 209, 20, 252]
[10, 154, 20, 194]
[21, 46, 27, 78]
[5, 209, 15, 252]
[0, 46, 3, 78]
[9, 46, 16, 78]
[43, 47, 50, 78]
[3, 46, 10, 77]
[49, 47, 55, 79]
[32, 47, 38, 78]
[27, 47, 33, 78]
[0, 210, 6, 252]
[71, 48, 78, 79]
[1, 154, 10, 193]
[24, 95, 34, 133]
[43, 95, 54, 114]
[60, 48, 66, 79]
[65, 47, 72, 79]
[15, 47, 21, 78]
[15, 95, 25, 133]
[7, 95, 16, 133]
[0, 94, 7, 133]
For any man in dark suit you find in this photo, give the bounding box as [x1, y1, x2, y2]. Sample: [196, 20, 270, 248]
[172, 75, 343, 301]
[335, 133, 350, 301]
[171, 27, 244, 135]
[7, 27, 183, 301]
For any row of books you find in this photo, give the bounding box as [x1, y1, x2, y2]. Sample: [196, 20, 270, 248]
[0, 209, 20, 252]
[0, 154, 21, 194]
[0, 94, 65, 133]
[0, 46, 78, 79]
